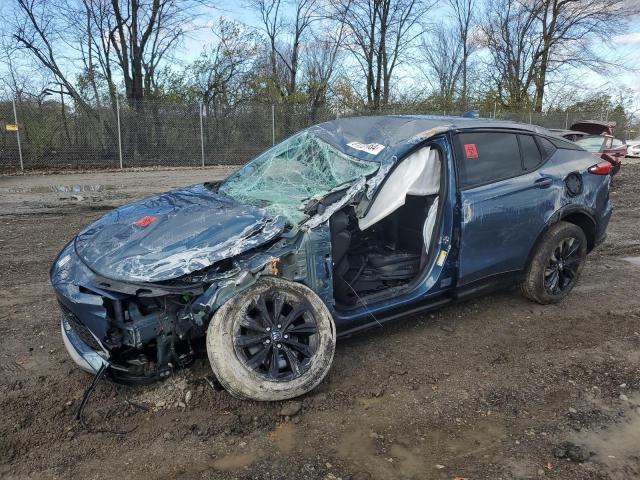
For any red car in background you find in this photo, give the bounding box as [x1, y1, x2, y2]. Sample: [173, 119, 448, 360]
[552, 121, 626, 174]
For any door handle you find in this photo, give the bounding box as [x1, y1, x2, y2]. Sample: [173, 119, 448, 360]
[534, 177, 553, 188]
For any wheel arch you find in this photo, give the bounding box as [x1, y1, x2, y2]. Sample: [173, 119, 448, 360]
[525, 205, 597, 272]
[559, 210, 597, 252]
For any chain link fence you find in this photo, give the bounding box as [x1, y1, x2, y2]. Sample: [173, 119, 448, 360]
[0, 97, 630, 172]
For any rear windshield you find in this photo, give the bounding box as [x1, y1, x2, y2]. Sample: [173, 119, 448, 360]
[575, 136, 604, 152]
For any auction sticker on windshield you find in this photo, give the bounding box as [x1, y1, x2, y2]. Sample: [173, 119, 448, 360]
[347, 142, 386, 155]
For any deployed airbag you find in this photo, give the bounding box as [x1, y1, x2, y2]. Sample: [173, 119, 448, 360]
[359, 147, 440, 230]
[423, 197, 439, 254]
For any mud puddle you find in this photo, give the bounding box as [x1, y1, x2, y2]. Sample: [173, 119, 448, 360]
[571, 393, 640, 479]
[623, 256, 640, 266]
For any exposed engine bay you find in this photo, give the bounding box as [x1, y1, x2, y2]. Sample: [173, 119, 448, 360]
[97, 294, 203, 383]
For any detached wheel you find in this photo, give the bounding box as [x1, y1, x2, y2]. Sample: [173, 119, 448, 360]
[206, 277, 336, 401]
[521, 221, 587, 304]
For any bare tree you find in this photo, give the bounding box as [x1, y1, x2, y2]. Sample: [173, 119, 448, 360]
[420, 26, 464, 109]
[250, 0, 284, 94]
[482, 0, 543, 109]
[249, 0, 320, 100]
[191, 19, 260, 113]
[286, 0, 320, 96]
[9, 0, 205, 111]
[10, 0, 97, 113]
[306, 20, 346, 117]
[0, 36, 51, 101]
[332, 0, 434, 110]
[65, 0, 116, 114]
[446, 0, 475, 108]
[108, 0, 197, 108]
[528, 0, 631, 112]
[483, 0, 634, 111]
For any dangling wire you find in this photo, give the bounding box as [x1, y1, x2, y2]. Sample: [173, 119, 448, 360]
[75, 363, 139, 435]
[343, 278, 383, 328]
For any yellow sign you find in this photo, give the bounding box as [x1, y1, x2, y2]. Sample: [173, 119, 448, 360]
[5, 123, 18, 132]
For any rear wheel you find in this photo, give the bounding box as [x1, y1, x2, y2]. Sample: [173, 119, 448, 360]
[206, 277, 336, 401]
[521, 221, 587, 304]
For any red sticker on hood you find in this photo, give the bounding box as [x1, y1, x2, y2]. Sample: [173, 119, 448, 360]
[134, 215, 157, 227]
[464, 143, 479, 159]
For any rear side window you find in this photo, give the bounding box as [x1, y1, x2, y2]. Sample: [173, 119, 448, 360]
[455, 132, 522, 188]
[537, 137, 557, 159]
[519, 135, 542, 170]
[550, 137, 583, 150]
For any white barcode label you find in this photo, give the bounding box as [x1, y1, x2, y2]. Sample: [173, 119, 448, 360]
[347, 142, 386, 155]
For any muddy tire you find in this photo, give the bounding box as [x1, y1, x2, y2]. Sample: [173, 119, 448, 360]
[521, 221, 588, 304]
[206, 277, 336, 401]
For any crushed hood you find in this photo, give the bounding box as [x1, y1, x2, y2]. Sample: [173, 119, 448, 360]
[74, 184, 286, 282]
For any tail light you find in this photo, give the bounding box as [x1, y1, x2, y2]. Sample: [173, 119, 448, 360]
[588, 162, 612, 175]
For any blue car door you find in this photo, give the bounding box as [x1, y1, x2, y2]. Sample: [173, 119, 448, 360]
[454, 130, 559, 286]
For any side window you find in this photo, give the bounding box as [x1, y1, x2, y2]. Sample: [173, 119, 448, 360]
[550, 136, 582, 150]
[455, 132, 522, 188]
[612, 138, 623, 148]
[537, 137, 558, 159]
[519, 135, 542, 170]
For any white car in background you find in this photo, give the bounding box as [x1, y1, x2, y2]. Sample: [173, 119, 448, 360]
[627, 139, 640, 158]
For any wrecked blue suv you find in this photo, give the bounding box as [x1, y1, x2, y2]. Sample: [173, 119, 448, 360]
[51, 116, 612, 400]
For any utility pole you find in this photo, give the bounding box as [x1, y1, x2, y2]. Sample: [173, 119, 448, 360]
[116, 95, 123, 169]
[199, 103, 205, 168]
[12, 98, 24, 171]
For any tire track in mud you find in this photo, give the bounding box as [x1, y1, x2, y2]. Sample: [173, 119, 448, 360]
[0, 358, 25, 382]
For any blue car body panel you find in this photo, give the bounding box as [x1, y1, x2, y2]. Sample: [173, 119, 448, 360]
[457, 145, 610, 286]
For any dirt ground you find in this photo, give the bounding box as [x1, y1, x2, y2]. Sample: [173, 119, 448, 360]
[1, 163, 640, 480]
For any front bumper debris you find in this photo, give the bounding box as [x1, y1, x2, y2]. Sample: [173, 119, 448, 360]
[61, 316, 109, 374]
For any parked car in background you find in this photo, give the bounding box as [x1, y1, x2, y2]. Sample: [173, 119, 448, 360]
[573, 135, 626, 174]
[570, 120, 617, 136]
[626, 138, 640, 158]
[51, 116, 613, 401]
[555, 121, 627, 174]
[549, 129, 588, 142]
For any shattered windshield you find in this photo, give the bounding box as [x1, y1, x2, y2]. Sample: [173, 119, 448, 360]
[219, 131, 379, 224]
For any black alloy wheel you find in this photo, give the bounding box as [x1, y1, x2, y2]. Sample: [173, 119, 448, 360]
[207, 277, 335, 400]
[233, 290, 319, 382]
[521, 221, 587, 305]
[544, 236, 582, 295]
